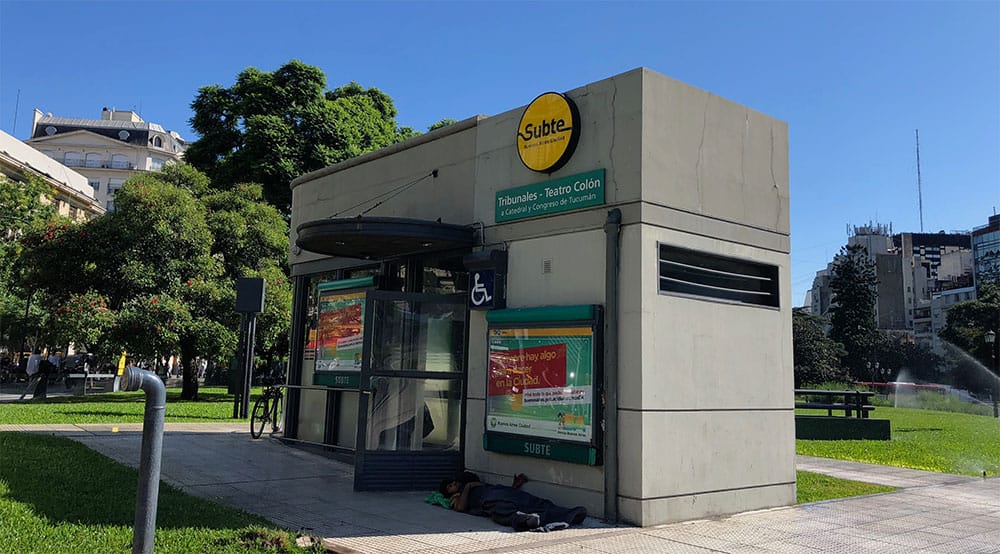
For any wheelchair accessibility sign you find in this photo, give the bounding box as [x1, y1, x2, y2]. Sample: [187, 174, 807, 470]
[469, 269, 497, 310]
[463, 249, 506, 311]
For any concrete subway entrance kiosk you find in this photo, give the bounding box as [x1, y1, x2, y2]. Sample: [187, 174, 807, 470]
[287, 68, 792, 526]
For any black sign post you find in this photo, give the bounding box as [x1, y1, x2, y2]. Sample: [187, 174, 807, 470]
[233, 278, 265, 419]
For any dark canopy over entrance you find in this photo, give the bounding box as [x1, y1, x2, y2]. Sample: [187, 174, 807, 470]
[296, 217, 476, 259]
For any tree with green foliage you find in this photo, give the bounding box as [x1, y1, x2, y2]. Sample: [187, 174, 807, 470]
[185, 60, 413, 213]
[428, 118, 458, 131]
[199, 182, 292, 371]
[15, 165, 292, 399]
[827, 244, 880, 381]
[871, 333, 945, 383]
[0, 174, 60, 355]
[792, 311, 848, 387]
[18, 174, 230, 398]
[940, 283, 1000, 382]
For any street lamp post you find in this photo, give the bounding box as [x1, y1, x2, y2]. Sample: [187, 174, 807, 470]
[866, 360, 880, 382]
[985, 330, 998, 419]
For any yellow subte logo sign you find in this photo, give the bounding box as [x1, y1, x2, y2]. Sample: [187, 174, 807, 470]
[516, 92, 580, 173]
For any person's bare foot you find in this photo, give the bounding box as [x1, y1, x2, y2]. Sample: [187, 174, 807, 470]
[512, 473, 528, 488]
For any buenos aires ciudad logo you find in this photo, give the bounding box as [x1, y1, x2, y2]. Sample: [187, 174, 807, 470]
[516, 92, 580, 173]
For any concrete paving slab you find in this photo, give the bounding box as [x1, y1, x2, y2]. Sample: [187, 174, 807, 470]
[1, 423, 997, 553]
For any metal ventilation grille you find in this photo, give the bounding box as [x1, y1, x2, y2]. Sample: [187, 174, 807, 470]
[658, 244, 779, 307]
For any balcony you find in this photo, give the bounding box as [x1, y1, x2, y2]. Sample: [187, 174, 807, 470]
[62, 158, 134, 170]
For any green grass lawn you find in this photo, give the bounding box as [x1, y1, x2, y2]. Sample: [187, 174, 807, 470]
[0, 433, 318, 553]
[796, 471, 895, 504]
[7, 391, 993, 513]
[0, 387, 251, 424]
[797, 406, 1000, 476]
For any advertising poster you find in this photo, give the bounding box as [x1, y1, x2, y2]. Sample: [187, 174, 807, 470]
[303, 329, 317, 361]
[315, 289, 365, 372]
[486, 326, 594, 443]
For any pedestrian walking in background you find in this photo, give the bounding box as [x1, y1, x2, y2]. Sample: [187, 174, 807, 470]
[19, 349, 43, 400]
[47, 351, 62, 374]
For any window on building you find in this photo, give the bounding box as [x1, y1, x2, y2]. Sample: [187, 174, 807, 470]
[111, 154, 130, 169]
[85, 153, 103, 168]
[658, 243, 779, 307]
[89, 179, 101, 191]
[150, 157, 165, 170]
[152, 136, 163, 148]
[63, 152, 83, 167]
[106, 199, 115, 212]
[108, 179, 125, 198]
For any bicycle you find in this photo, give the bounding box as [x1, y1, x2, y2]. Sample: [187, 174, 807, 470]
[250, 377, 284, 439]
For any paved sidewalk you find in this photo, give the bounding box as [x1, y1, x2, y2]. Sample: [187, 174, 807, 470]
[3, 423, 998, 553]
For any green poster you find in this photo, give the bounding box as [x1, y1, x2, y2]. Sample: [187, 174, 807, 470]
[315, 289, 365, 372]
[486, 326, 594, 443]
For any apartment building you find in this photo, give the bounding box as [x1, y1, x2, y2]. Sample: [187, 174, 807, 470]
[26, 108, 186, 211]
[972, 214, 1000, 289]
[0, 129, 103, 221]
[805, 224, 975, 341]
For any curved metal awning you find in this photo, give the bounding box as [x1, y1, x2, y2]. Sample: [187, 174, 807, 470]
[295, 217, 476, 259]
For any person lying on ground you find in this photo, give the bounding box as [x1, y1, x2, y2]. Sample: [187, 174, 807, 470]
[439, 472, 587, 531]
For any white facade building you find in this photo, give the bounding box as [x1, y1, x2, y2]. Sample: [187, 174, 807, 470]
[26, 108, 186, 211]
[0, 130, 103, 220]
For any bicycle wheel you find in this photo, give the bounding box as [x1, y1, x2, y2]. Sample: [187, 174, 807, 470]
[269, 393, 283, 435]
[250, 395, 269, 439]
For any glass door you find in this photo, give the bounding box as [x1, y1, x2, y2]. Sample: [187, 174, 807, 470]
[354, 291, 467, 491]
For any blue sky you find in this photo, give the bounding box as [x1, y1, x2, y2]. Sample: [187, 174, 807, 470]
[2, 1, 997, 305]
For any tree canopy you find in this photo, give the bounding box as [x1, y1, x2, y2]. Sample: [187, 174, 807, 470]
[428, 118, 458, 131]
[792, 311, 847, 387]
[14, 164, 291, 399]
[827, 244, 879, 381]
[0, 174, 58, 355]
[940, 283, 1000, 384]
[185, 60, 413, 213]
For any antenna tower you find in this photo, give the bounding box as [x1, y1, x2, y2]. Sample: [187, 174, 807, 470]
[11, 89, 20, 136]
[915, 129, 924, 232]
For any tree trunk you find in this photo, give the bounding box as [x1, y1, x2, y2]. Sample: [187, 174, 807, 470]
[180, 339, 199, 400]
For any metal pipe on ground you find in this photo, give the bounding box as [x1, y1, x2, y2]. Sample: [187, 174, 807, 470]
[119, 367, 166, 554]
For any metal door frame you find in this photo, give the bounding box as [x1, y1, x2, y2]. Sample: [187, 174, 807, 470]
[353, 290, 468, 490]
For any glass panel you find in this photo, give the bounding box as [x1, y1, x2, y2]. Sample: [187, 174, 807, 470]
[335, 391, 359, 448]
[370, 299, 465, 373]
[344, 266, 378, 280]
[296, 387, 327, 443]
[367, 377, 462, 452]
[422, 266, 469, 295]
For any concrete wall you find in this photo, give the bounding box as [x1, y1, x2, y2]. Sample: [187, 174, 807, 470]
[617, 225, 794, 525]
[473, 69, 642, 231]
[618, 70, 793, 525]
[464, 230, 609, 515]
[290, 121, 481, 265]
[641, 69, 789, 237]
